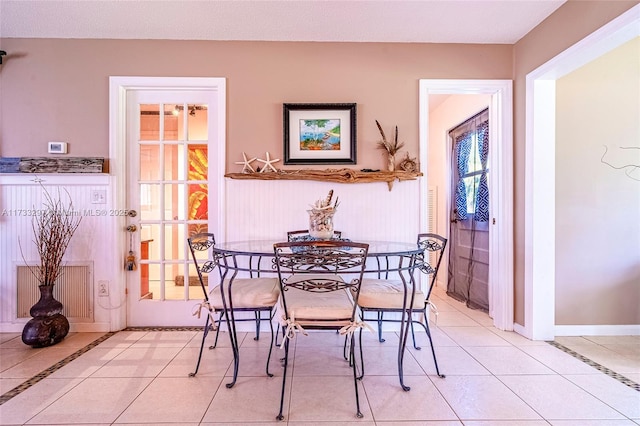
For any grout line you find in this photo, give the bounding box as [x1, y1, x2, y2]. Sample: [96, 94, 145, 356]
[547, 340, 640, 392]
[0, 332, 117, 405]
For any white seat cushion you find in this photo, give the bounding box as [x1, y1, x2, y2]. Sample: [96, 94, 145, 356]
[209, 277, 279, 309]
[357, 278, 425, 310]
[280, 286, 354, 327]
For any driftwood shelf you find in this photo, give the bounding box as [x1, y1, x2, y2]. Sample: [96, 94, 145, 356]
[225, 168, 422, 190]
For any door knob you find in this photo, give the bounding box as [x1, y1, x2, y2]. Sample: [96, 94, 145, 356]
[126, 225, 137, 232]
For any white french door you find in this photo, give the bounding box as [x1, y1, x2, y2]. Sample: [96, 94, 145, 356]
[124, 88, 222, 326]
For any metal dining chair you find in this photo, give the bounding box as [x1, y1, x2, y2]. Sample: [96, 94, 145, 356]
[187, 232, 280, 378]
[356, 233, 447, 378]
[273, 240, 369, 421]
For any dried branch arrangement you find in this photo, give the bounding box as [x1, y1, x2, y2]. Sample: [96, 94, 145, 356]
[375, 120, 405, 156]
[23, 187, 83, 286]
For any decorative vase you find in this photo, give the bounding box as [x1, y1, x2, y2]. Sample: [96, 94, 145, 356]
[308, 209, 335, 240]
[21, 285, 70, 348]
[387, 154, 396, 172]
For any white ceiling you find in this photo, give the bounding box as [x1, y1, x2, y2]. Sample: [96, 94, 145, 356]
[0, 0, 566, 44]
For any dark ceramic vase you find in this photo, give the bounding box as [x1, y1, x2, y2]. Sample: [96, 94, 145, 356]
[21, 285, 70, 347]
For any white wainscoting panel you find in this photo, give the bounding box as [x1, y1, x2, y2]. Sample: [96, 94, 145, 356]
[224, 179, 422, 243]
[0, 175, 114, 332]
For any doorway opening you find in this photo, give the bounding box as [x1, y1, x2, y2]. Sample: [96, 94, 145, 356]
[419, 79, 513, 331]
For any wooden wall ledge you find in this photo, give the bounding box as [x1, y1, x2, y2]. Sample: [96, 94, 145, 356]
[225, 168, 422, 190]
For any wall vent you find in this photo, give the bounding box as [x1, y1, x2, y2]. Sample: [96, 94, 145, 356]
[16, 263, 94, 321]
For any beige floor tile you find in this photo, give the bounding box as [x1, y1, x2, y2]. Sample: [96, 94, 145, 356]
[432, 310, 483, 327]
[408, 345, 490, 376]
[0, 336, 39, 349]
[93, 330, 147, 348]
[463, 422, 550, 426]
[291, 344, 358, 376]
[53, 332, 108, 348]
[439, 326, 512, 347]
[488, 329, 549, 347]
[90, 346, 182, 377]
[563, 344, 638, 374]
[157, 345, 234, 377]
[518, 344, 602, 375]
[375, 422, 462, 426]
[0, 377, 24, 394]
[565, 373, 640, 418]
[548, 421, 638, 425]
[234, 344, 283, 377]
[202, 375, 289, 423]
[464, 346, 555, 375]
[48, 347, 125, 378]
[358, 329, 401, 346]
[26, 377, 152, 425]
[186, 329, 245, 348]
[415, 326, 460, 347]
[583, 336, 640, 346]
[0, 333, 21, 345]
[1, 346, 79, 379]
[134, 330, 198, 347]
[499, 375, 627, 420]
[114, 376, 222, 424]
[432, 375, 541, 421]
[360, 344, 425, 376]
[0, 378, 83, 425]
[0, 347, 42, 373]
[286, 375, 372, 422]
[364, 375, 457, 421]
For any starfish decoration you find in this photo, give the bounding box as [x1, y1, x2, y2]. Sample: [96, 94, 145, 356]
[256, 152, 280, 173]
[234, 152, 256, 173]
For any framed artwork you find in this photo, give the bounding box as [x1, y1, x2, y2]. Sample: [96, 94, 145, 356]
[283, 103, 357, 165]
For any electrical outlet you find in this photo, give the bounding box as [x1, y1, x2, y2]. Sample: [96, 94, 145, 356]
[98, 280, 109, 297]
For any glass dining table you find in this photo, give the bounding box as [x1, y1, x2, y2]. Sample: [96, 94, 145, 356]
[210, 239, 424, 391]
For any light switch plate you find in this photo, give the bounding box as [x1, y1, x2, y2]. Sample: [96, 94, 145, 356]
[91, 189, 106, 204]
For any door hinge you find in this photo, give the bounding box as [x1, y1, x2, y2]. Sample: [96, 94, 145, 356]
[492, 218, 496, 225]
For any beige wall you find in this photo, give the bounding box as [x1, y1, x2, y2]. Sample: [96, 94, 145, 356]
[512, 0, 639, 325]
[0, 39, 511, 171]
[1, 0, 638, 330]
[556, 37, 640, 325]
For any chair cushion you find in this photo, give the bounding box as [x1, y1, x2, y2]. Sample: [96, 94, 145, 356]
[356, 278, 425, 310]
[280, 287, 354, 327]
[209, 277, 279, 309]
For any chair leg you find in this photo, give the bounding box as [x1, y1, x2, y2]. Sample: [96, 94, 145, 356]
[349, 334, 364, 418]
[265, 309, 275, 378]
[410, 315, 422, 350]
[254, 311, 261, 341]
[356, 326, 365, 380]
[189, 314, 212, 377]
[211, 311, 223, 349]
[377, 311, 385, 342]
[276, 338, 290, 421]
[424, 319, 445, 378]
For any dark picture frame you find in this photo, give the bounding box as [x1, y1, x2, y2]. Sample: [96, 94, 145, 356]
[283, 103, 357, 165]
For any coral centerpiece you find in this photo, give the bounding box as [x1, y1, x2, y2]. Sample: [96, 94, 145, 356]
[308, 190, 339, 240]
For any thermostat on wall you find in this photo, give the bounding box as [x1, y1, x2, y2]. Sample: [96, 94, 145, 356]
[48, 141, 68, 154]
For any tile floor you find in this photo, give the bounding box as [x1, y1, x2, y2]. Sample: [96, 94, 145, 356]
[1, 287, 638, 425]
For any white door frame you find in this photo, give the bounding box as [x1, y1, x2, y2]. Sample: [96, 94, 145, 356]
[523, 5, 640, 340]
[419, 79, 514, 331]
[108, 76, 226, 330]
